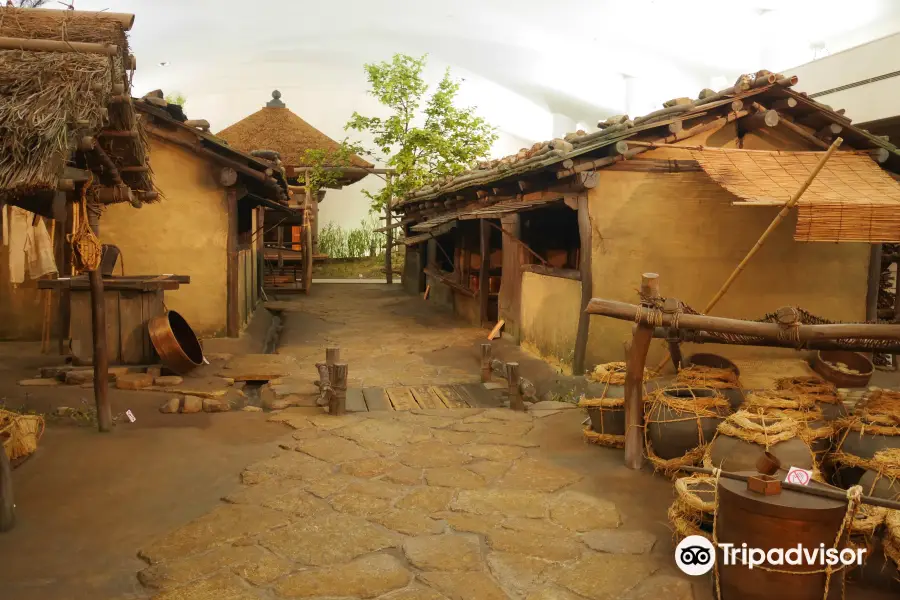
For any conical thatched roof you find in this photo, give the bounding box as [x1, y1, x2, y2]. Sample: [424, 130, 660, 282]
[216, 91, 372, 175]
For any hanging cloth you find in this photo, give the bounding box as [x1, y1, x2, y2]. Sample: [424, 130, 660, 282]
[28, 217, 57, 279]
[6, 207, 57, 285]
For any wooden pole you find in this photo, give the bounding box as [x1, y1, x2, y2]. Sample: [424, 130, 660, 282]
[226, 188, 240, 337]
[326, 346, 340, 386]
[588, 298, 900, 341]
[385, 173, 393, 285]
[651, 327, 900, 353]
[84, 202, 111, 432]
[865, 244, 882, 322]
[573, 196, 593, 375]
[479, 219, 490, 325]
[315, 362, 333, 407]
[485, 220, 549, 267]
[624, 273, 658, 469]
[304, 171, 313, 294]
[506, 362, 526, 411]
[480, 343, 492, 383]
[276, 226, 284, 269]
[0, 36, 118, 55]
[653, 137, 843, 372]
[330, 363, 348, 416]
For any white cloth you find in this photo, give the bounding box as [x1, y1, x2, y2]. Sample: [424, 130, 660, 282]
[6, 206, 57, 285]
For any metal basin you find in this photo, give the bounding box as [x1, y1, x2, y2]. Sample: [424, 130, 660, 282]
[148, 310, 203, 375]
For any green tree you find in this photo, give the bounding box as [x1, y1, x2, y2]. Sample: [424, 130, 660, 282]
[301, 143, 366, 195]
[164, 92, 187, 107]
[345, 54, 497, 211]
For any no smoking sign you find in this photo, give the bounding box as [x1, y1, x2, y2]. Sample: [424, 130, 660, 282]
[785, 466, 812, 486]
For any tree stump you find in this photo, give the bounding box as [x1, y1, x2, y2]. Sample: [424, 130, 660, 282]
[330, 363, 348, 416]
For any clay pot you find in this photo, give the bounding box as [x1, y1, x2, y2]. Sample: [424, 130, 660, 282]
[709, 435, 815, 472]
[818, 401, 848, 422]
[586, 404, 625, 436]
[684, 354, 744, 411]
[859, 469, 900, 500]
[647, 387, 728, 460]
[837, 429, 900, 486]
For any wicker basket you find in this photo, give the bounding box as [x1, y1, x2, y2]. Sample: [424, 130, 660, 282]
[0, 409, 45, 462]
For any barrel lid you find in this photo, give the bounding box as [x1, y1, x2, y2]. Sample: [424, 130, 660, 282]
[718, 471, 846, 521]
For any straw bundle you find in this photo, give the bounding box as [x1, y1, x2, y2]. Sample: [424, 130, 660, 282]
[885, 510, 900, 564]
[578, 396, 624, 409]
[745, 390, 816, 410]
[0, 8, 152, 195]
[674, 365, 739, 390]
[0, 408, 45, 461]
[668, 475, 716, 541]
[582, 425, 625, 449]
[848, 504, 887, 536]
[715, 410, 804, 446]
[588, 362, 652, 385]
[776, 376, 837, 399]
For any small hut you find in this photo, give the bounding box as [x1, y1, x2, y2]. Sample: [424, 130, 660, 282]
[217, 91, 373, 291]
[0, 7, 153, 340]
[396, 72, 900, 374]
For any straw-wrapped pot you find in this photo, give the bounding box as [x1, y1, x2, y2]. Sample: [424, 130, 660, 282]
[646, 387, 729, 461]
[775, 376, 846, 422]
[681, 354, 744, 410]
[856, 448, 900, 500]
[707, 410, 817, 473]
[834, 393, 900, 486]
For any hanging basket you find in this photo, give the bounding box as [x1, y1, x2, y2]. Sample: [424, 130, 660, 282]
[1, 409, 45, 462]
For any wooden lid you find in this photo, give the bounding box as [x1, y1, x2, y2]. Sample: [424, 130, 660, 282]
[718, 471, 846, 521]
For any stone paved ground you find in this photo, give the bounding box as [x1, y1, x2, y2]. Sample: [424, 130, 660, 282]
[135, 407, 697, 600]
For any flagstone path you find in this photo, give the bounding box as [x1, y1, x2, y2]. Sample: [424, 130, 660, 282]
[135, 407, 696, 600]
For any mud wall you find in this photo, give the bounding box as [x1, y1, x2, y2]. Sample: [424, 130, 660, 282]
[520, 271, 581, 367]
[101, 139, 228, 337]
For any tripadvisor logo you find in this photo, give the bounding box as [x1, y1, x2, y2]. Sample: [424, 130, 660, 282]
[675, 535, 866, 576]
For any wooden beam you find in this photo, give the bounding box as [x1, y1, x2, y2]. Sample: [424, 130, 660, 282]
[479, 219, 490, 325]
[484, 220, 548, 267]
[623, 274, 658, 470]
[866, 244, 883, 322]
[226, 188, 240, 337]
[498, 214, 524, 343]
[385, 173, 394, 286]
[521, 263, 581, 280]
[654, 327, 900, 354]
[0, 36, 117, 55]
[588, 297, 900, 341]
[573, 196, 593, 376]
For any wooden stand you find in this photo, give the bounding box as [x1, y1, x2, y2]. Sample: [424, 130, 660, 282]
[623, 273, 658, 469]
[385, 173, 393, 285]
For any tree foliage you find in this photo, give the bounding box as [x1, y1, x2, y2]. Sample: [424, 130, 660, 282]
[301, 143, 366, 195]
[164, 92, 187, 107]
[15, 0, 50, 7]
[345, 54, 497, 211]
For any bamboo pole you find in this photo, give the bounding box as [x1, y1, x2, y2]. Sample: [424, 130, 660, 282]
[0, 36, 118, 55]
[653, 137, 843, 372]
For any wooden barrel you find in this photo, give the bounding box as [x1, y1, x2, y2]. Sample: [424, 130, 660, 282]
[647, 387, 728, 460]
[716, 474, 851, 600]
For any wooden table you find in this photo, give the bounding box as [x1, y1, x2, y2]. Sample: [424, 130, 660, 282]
[38, 275, 190, 366]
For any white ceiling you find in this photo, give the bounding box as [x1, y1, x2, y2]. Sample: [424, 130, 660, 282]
[54, 0, 900, 225]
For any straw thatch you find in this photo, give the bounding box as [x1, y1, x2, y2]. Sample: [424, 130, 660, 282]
[691, 149, 900, 243]
[0, 8, 151, 197]
[216, 97, 372, 173]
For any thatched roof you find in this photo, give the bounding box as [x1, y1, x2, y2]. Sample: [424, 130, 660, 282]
[0, 7, 152, 198]
[216, 91, 372, 183]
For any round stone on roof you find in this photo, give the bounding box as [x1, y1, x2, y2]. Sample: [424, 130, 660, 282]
[272, 90, 281, 99]
[266, 90, 286, 108]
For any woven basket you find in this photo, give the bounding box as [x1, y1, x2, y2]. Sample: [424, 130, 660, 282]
[1, 409, 45, 461]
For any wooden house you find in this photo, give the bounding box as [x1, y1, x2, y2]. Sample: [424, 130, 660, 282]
[216, 92, 373, 291]
[98, 94, 293, 338]
[396, 71, 900, 374]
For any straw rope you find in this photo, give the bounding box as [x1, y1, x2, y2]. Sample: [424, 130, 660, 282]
[582, 426, 625, 448]
[848, 504, 888, 537]
[674, 365, 739, 390]
[745, 390, 817, 410]
[578, 397, 624, 409]
[668, 475, 717, 542]
[714, 410, 804, 446]
[587, 361, 652, 385]
[0, 408, 45, 461]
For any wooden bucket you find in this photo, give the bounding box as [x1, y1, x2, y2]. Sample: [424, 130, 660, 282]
[716, 474, 852, 600]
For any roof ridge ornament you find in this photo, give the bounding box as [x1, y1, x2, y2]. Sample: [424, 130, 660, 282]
[267, 90, 285, 108]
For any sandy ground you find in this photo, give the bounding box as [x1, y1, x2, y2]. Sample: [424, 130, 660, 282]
[0, 285, 897, 599]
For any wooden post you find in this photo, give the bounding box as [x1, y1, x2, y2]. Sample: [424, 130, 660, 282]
[624, 273, 659, 469]
[663, 298, 683, 371]
[84, 203, 112, 433]
[498, 214, 525, 342]
[480, 343, 492, 383]
[479, 219, 490, 325]
[330, 363, 348, 416]
[276, 225, 284, 269]
[326, 346, 340, 385]
[866, 244, 883, 322]
[226, 188, 240, 338]
[573, 195, 593, 375]
[385, 173, 393, 285]
[304, 171, 313, 295]
[506, 362, 526, 411]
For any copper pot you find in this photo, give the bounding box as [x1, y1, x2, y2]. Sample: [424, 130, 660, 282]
[148, 310, 203, 375]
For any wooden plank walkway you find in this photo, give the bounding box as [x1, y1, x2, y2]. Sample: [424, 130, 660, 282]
[344, 384, 504, 412]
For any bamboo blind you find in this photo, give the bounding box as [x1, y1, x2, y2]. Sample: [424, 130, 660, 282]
[691, 150, 900, 243]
